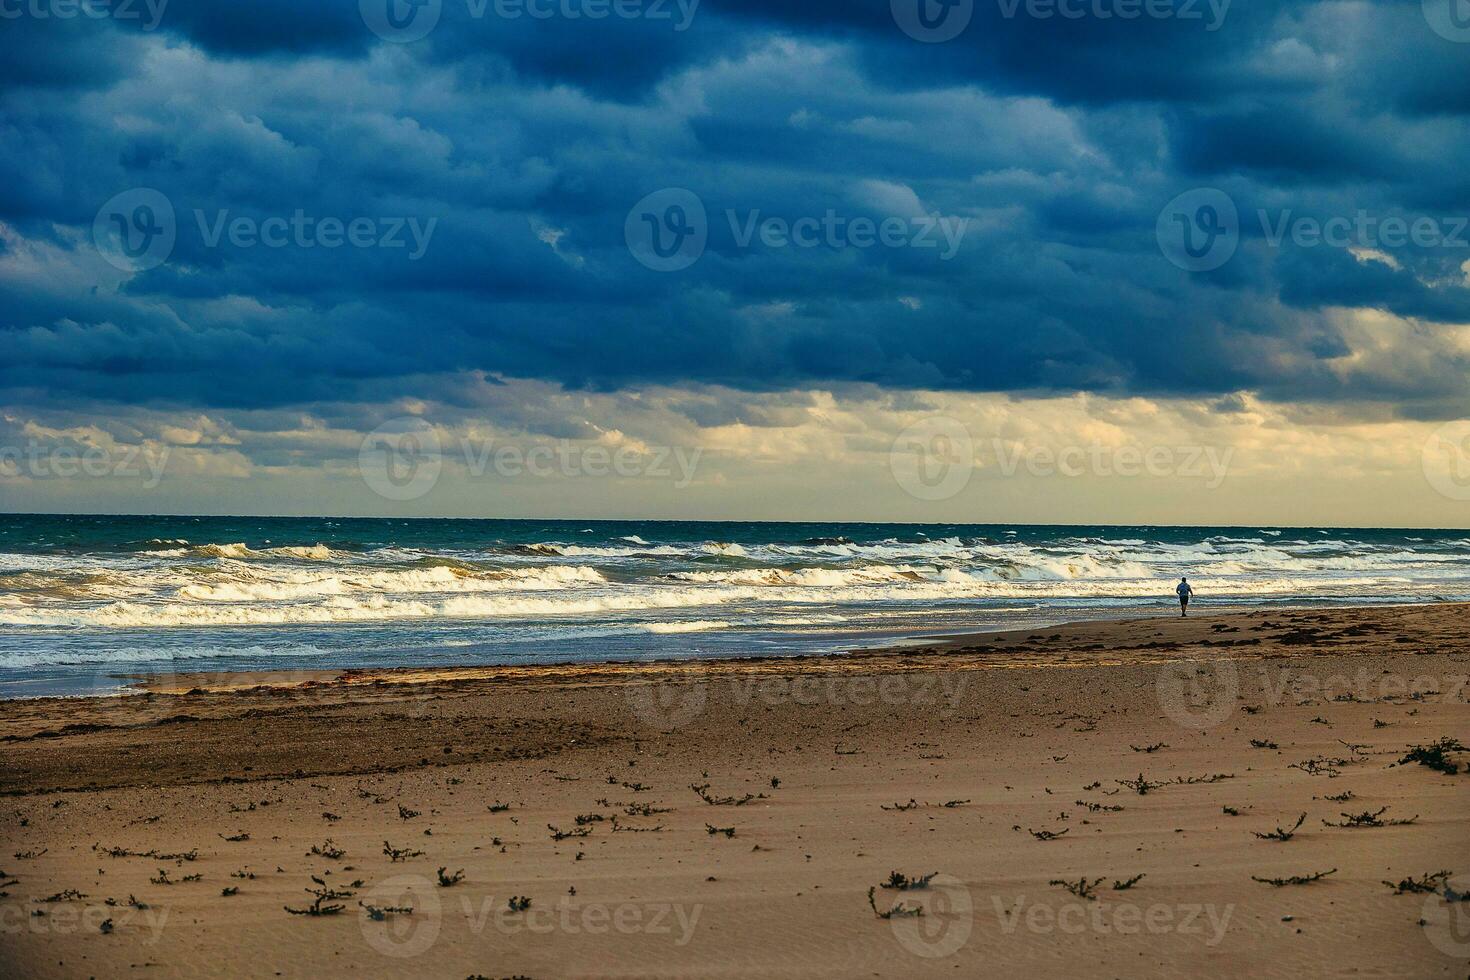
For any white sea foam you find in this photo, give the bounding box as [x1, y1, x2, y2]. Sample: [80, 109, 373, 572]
[639, 620, 731, 633]
[669, 565, 925, 587]
[556, 544, 684, 557]
[0, 643, 328, 669]
[175, 564, 605, 603]
[139, 542, 343, 561]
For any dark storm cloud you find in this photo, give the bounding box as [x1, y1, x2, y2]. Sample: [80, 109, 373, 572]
[136, 0, 370, 55]
[1, 0, 1469, 422]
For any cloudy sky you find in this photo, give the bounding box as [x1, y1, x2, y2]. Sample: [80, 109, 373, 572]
[2, 0, 1470, 524]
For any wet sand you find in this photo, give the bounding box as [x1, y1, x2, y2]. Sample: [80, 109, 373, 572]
[1, 603, 1467, 978]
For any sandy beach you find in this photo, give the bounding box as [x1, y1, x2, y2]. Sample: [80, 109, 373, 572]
[1, 603, 1467, 978]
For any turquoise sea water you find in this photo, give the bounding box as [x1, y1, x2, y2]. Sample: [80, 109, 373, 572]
[2, 514, 1467, 697]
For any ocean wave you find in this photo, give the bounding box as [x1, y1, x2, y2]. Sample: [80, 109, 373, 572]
[140, 542, 345, 561]
[0, 643, 328, 670]
[671, 554, 1154, 585]
[502, 544, 567, 557]
[669, 565, 926, 587]
[7, 527, 1470, 649]
[0, 587, 728, 627]
[638, 620, 730, 634]
[555, 544, 685, 558]
[761, 614, 849, 625]
[175, 564, 605, 603]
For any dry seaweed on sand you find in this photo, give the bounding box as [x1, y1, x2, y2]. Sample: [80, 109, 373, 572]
[1049, 877, 1104, 900]
[1029, 827, 1070, 841]
[1383, 871, 1452, 894]
[880, 871, 937, 890]
[1252, 868, 1336, 886]
[382, 841, 424, 862]
[624, 802, 672, 816]
[359, 901, 413, 920]
[882, 798, 970, 811]
[1322, 806, 1418, 828]
[1398, 737, 1465, 775]
[1253, 813, 1307, 841]
[1115, 773, 1166, 795]
[548, 824, 591, 841]
[93, 844, 198, 862]
[37, 889, 86, 902]
[690, 783, 765, 806]
[1289, 757, 1347, 777]
[284, 875, 355, 916]
[609, 816, 664, 833]
[867, 887, 923, 919]
[1173, 772, 1235, 785]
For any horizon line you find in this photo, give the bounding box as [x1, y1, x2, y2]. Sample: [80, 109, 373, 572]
[3, 510, 1468, 533]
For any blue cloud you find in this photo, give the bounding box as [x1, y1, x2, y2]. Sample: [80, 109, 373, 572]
[0, 0, 1468, 422]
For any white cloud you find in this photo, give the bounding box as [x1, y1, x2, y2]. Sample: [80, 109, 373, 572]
[2, 376, 1462, 526]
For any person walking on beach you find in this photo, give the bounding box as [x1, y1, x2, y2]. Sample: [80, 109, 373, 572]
[1176, 576, 1193, 617]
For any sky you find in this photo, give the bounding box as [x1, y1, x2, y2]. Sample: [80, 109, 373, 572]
[2, 0, 1470, 524]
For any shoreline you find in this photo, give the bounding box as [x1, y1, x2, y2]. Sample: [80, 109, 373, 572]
[30, 598, 1447, 702]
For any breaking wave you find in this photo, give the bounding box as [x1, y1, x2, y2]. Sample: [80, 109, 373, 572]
[4, 520, 1470, 683]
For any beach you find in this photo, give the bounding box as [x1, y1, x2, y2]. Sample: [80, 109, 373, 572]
[1, 602, 1466, 977]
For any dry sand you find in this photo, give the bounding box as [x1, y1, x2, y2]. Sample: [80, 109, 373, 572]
[1, 603, 1467, 978]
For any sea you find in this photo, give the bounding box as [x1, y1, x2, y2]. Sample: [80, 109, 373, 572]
[1, 514, 1467, 697]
